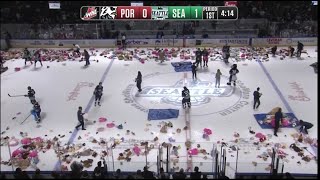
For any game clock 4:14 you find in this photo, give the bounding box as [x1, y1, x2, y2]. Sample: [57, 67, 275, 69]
[218, 6, 238, 20]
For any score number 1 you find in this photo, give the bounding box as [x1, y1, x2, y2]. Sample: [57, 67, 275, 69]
[191, 6, 202, 19]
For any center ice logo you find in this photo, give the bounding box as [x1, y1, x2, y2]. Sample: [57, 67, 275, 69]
[122, 72, 250, 116]
[137, 79, 233, 106]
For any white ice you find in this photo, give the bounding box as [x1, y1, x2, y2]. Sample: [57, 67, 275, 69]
[0, 46, 317, 176]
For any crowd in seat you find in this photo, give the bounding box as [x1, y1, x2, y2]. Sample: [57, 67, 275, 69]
[0, 1, 317, 39]
[2, 164, 215, 179]
[0, 1, 317, 24]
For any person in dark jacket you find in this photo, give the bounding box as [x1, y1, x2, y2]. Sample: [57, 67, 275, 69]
[75, 106, 86, 130]
[222, 44, 230, 63]
[299, 120, 313, 134]
[297, 41, 304, 58]
[94, 82, 103, 106]
[173, 168, 186, 179]
[271, 46, 277, 57]
[190, 166, 202, 179]
[182, 86, 191, 108]
[33, 50, 43, 67]
[191, 62, 197, 79]
[23, 48, 32, 65]
[84, 49, 90, 66]
[142, 166, 155, 179]
[202, 48, 209, 67]
[195, 48, 202, 67]
[135, 71, 142, 92]
[25, 86, 36, 104]
[253, 87, 262, 109]
[274, 108, 283, 137]
[289, 46, 295, 57]
[93, 161, 107, 179]
[32, 169, 44, 179]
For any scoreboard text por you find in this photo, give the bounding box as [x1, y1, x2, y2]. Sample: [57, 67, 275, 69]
[80, 6, 238, 20]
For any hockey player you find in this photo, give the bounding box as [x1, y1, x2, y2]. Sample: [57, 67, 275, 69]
[215, 69, 222, 88]
[195, 48, 202, 67]
[202, 48, 209, 67]
[121, 33, 126, 49]
[191, 62, 197, 80]
[23, 48, 32, 65]
[253, 87, 262, 109]
[94, 82, 103, 106]
[297, 41, 304, 58]
[271, 46, 277, 57]
[32, 101, 41, 123]
[182, 86, 191, 109]
[84, 49, 90, 66]
[222, 44, 230, 63]
[159, 49, 165, 63]
[227, 64, 239, 86]
[75, 106, 86, 130]
[289, 46, 295, 57]
[24, 86, 36, 104]
[135, 71, 142, 92]
[34, 50, 43, 67]
[73, 44, 81, 56]
[299, 120, 313, 134]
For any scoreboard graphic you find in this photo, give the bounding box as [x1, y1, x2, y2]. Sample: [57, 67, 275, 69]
[152, 6, 168, 20]
[80, 6, 238, 20]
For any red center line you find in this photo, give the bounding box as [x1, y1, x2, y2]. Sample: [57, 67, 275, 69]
[182, 72, 193, 172]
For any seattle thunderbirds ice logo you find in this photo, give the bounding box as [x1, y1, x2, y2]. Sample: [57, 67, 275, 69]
[122, 72, 250, 116]
[136, 78, 234, 106]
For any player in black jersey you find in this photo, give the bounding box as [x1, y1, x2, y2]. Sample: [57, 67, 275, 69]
[25, 86, 36, 104]
[195, 48, 203, 67]
[94, 82, 103, 106]
[182, 86, 191, 109]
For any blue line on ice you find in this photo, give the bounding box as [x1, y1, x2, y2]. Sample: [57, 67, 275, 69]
[54, 59, 115, 171]
[257, 60, 295, 114]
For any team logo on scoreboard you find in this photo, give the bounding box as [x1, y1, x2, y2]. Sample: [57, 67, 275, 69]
[100, 6, 117, 19]
[81, 6, 99, 20]
[152, 6, 168, 20]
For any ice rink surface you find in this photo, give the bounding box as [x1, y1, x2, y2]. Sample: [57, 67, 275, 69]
[0, 46, 317, 176]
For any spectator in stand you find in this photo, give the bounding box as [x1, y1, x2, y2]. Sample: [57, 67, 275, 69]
[21, 171, 30, 179]
[80, 170, 90, 179]
[202, 174, 208, 179]
[134, 170, 144, 179]
[70, 160, 84, 179]
[32, 169, 44, 179]
[173, 168, 186, 179]
[51, 171, 61, 179]
[190, 166, 202, 179]
[113, 169, 125, 179]
[143, 166, 155, 179]
[159, 167, 169, 179]
[93, 161, 107, 179]
[13, 168, 24, 179]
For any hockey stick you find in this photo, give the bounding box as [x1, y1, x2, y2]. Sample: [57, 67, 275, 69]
[8, 94, 25, 97]
[20, 113, 32, 125]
